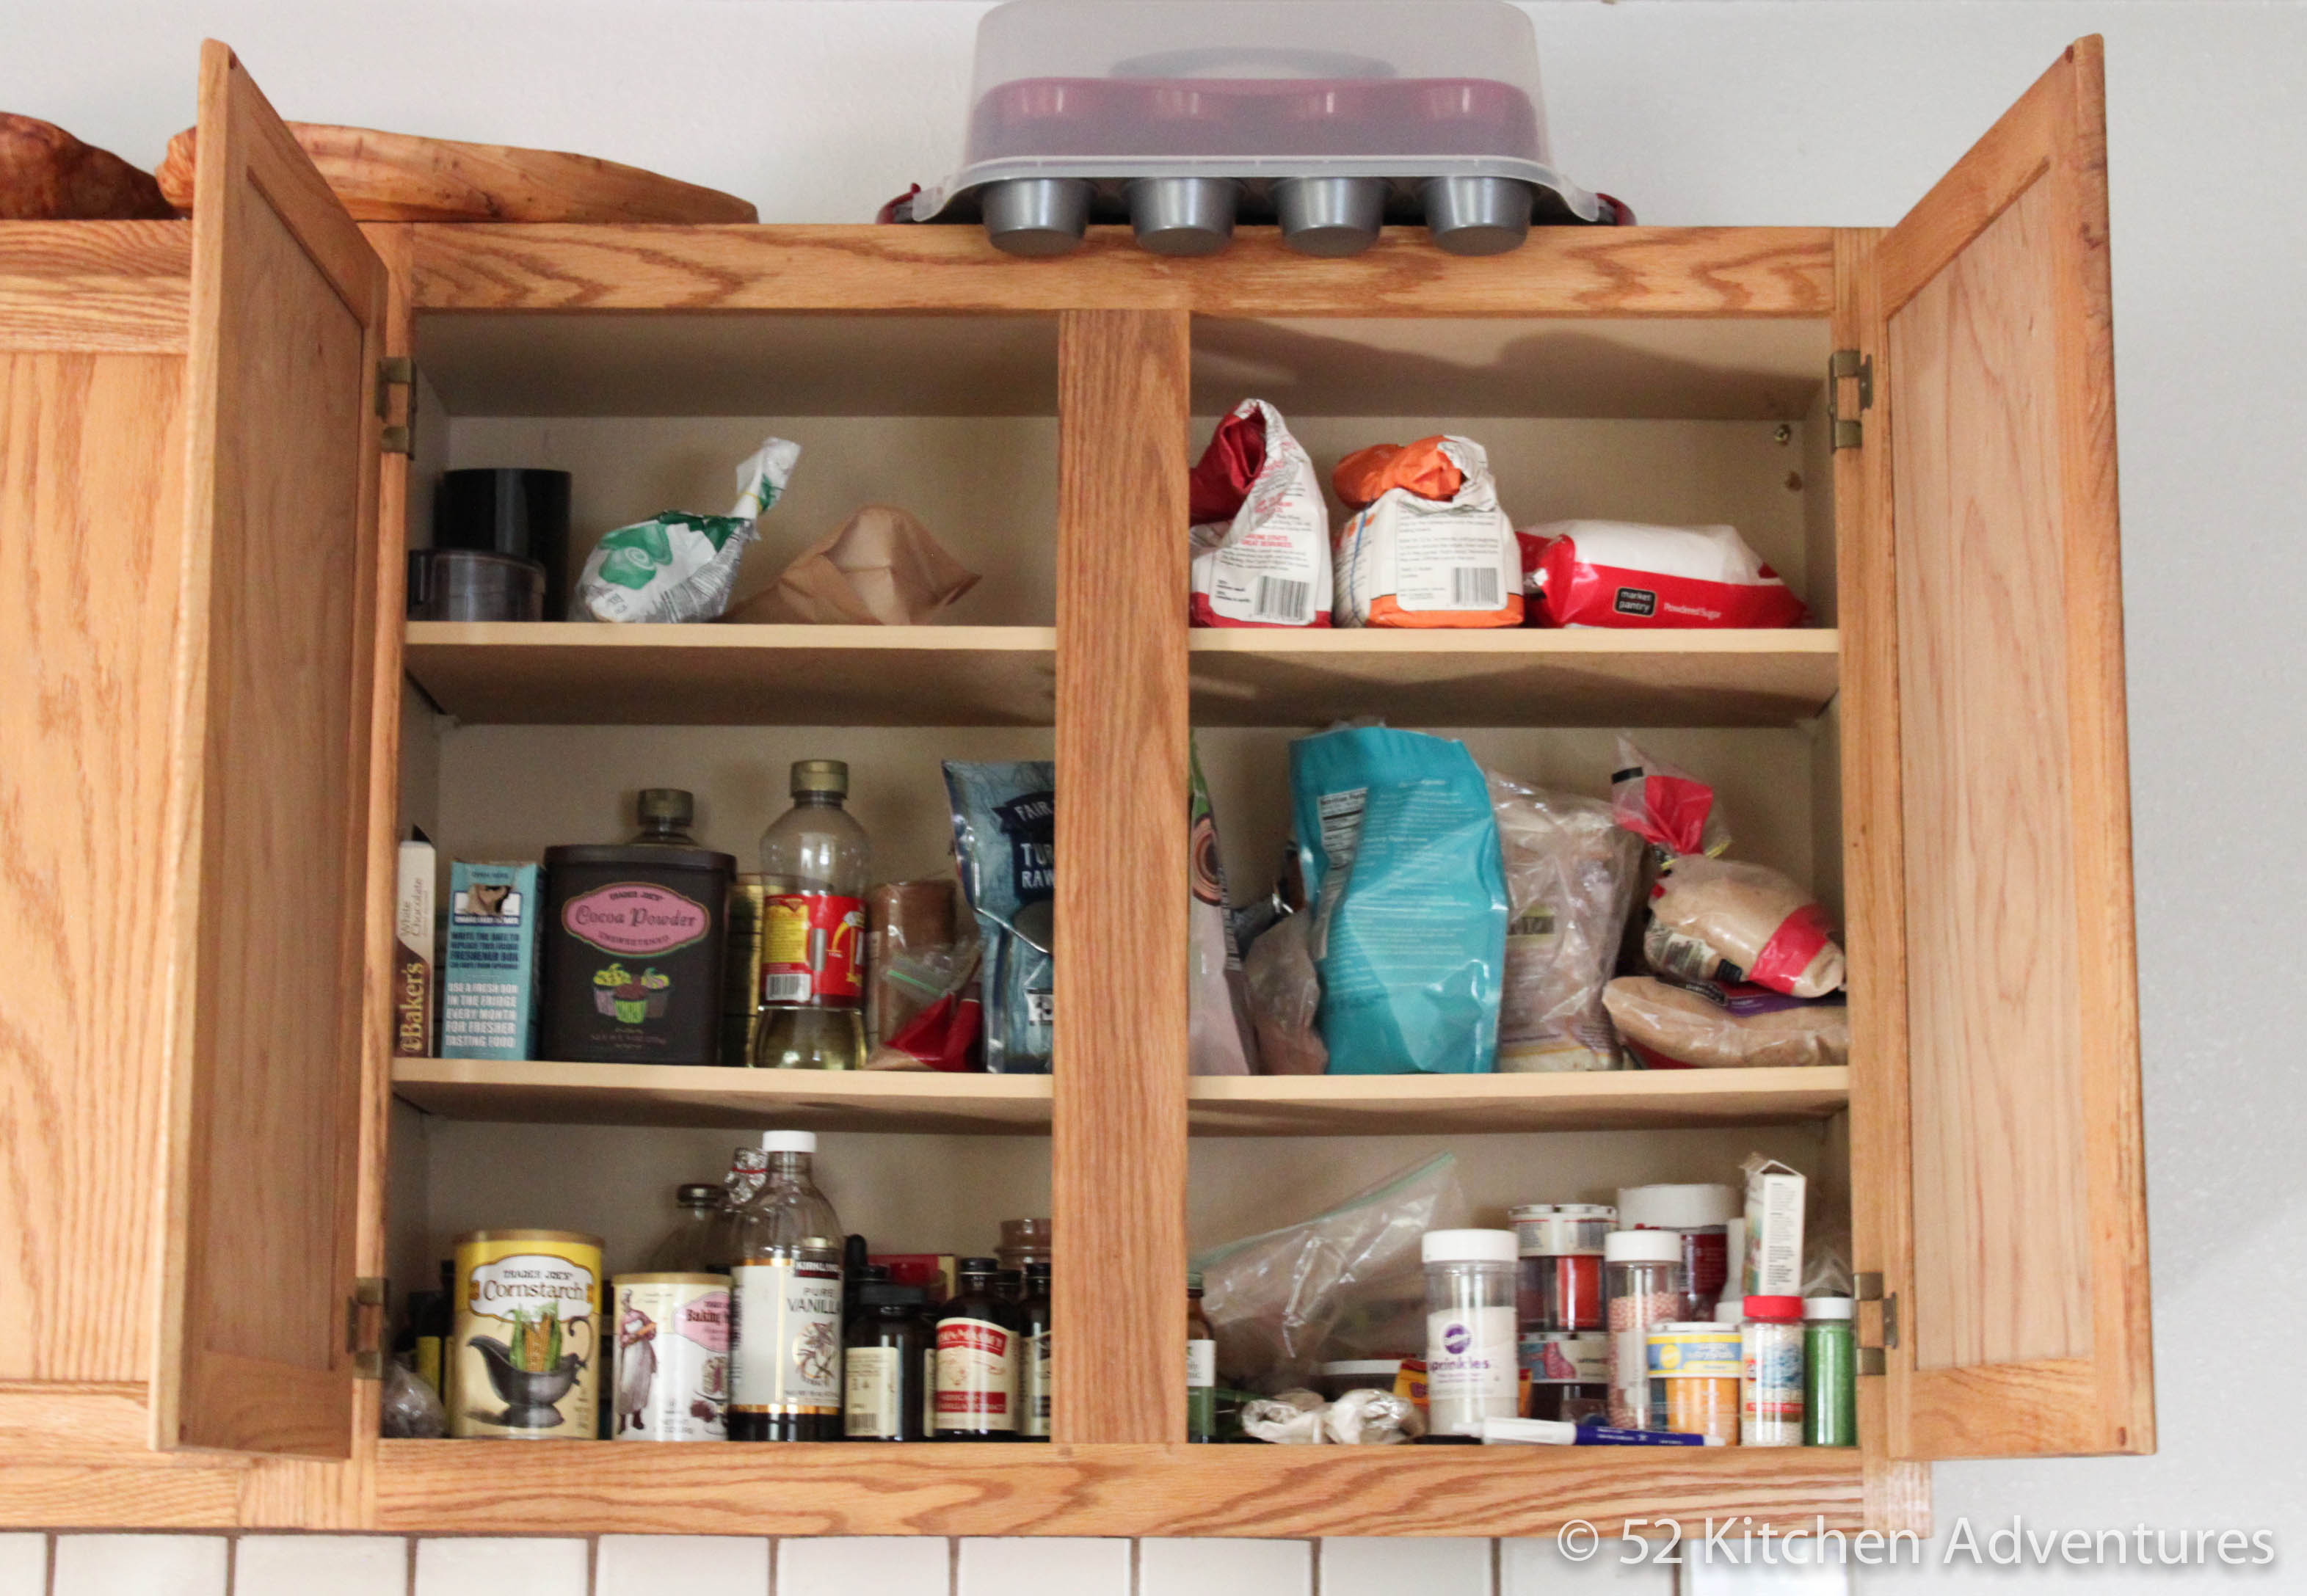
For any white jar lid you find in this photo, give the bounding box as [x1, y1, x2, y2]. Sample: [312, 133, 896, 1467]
[1616, 1184, 1738, 1228]
[1804, 1297, 1856, 1320]
[1423, 1228, 1518, 1264]
[1506, 1203, 1616, 1221]
[1604, 1229, 1685, 1264]
[760, 1130, 818, 1154]
[1714, 1299, 1747, 1324]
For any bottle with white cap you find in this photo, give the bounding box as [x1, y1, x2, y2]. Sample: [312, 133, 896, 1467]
[728, 1130, 846, 1441]
[1603, 1229, 1688, 1429]
[1422, 1229, 1521, 1438]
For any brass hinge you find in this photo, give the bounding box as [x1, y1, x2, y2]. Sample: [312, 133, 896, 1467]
[1853, 1271, 1898, 1374]
[377, 356, 417, 456]
[1829, 349, 1873, 451]
[347, 1276, 388, 1380]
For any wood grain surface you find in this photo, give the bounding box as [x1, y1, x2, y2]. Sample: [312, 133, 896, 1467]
[0, 352, 187, 1384]
[151, 41, 388, 1460]
[0, 221, 189, 354]
[403, 622, 1058, 726]
[1053, 311, 1191, 1445]
[372, 1439, 1870, 1538]
[159, 123, 757, 225]
[408, 225, 1834, 318]
[1186, 1068, 1849, 1136]
[1188, 628, 1838, 728]
[1870, 37, 2151, 1461]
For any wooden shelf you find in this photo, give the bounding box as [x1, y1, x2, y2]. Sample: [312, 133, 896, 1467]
[1189, 1067, 1848, 1136]
[1188, 628, 1839, 727]
[390, 1057, 1053, 1134]
[374, 1438, 1867, 1538]
[403, 622, 1055, 726]
[393, 1058, 1844, 1137]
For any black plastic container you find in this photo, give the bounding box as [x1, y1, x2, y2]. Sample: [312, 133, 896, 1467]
[539, 844, 735, 1065]
[435, 468, 573, 617]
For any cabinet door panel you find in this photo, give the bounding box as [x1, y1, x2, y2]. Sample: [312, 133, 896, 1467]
[1853, 36, 2151, 1460]
[152, 41, 388, 1458]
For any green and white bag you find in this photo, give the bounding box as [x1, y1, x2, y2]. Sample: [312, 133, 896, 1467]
[572, 437, 800, 622]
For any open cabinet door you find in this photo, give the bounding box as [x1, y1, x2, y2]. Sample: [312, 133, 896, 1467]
[150, 42, 388, 1457]
[1845, 37, 2152, 1462]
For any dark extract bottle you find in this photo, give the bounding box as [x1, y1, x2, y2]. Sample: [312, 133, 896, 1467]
[934, 1256, 1022, 1441]
[844, 1284, 931, 1440]
[1017, 1261, 1052, 1441]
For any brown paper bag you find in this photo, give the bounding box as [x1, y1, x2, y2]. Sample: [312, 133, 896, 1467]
[724, 504, 978, 625]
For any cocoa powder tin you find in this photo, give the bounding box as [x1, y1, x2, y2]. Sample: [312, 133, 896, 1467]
[539, 844, 734, 1065]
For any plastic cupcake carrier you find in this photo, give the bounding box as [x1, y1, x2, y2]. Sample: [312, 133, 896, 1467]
[891, 0, 1627, 258]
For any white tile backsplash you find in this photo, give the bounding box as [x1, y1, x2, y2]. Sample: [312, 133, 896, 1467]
[414, 1537, 589, 1596]
[595, 1536, 769, 1596]
[0, 1536, 45, 1596]
[1321, 1537, 1493, 1596]
[53, 1535, 228, 1596]
[956, 1537, 1129, 1596]
[1501, 1536, 1675, 1592]
[233, 1536, 409, 1596]
[1678, 1553, 1850, 1595]
[779, 1536, 953, 1596]
[1138, 1537, 1312, 1596]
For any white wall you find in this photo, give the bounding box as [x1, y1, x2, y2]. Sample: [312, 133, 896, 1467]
[7, 2, 2303, 1589]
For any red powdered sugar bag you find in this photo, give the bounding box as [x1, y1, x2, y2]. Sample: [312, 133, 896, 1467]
[1518, 520, 1806, 629]
[1189, 399, 1331, 628]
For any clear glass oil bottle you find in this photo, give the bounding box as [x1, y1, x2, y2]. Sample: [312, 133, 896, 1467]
[751, 760, 871, 1070]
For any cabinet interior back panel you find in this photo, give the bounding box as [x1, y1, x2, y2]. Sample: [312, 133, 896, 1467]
[430, 724, 1054, 884]
[422, 1123, 1051, 1278]
[446, 416, 1058, 626]
[1891, 179, 2092, 1371]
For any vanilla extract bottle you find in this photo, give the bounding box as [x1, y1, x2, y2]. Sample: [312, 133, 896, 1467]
[727, 1131, 845, 1441]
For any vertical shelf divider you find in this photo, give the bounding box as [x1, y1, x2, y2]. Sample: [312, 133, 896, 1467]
[1052, 309, 1193, 1445]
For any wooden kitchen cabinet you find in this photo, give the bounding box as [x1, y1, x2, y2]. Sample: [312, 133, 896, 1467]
[0, 37, 2147, 1534]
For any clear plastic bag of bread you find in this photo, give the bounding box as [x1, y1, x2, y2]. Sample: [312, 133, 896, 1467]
[1486, 772, 1641, 1071]
[1602, 976, 1848, 1070]
[1331, 436, 1522, 628]
[1643, 856, 1846, 999]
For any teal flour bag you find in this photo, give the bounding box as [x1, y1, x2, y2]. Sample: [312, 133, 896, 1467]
[1291, 726, 1507, 1074]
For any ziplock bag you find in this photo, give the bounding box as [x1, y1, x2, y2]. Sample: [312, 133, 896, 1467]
[1189, 741, 1255, 1075]
[572, 437, 799, 622]
[1292, 726, 1507, 1074]
[1194, 1152, 1466, 1393]
[945, 760, 1056, 1073]
[1487, 771, 1641, 1071]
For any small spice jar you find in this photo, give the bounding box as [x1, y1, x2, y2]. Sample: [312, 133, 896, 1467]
[1740, 1294, 1806, 1447]
[1423, 1229, 1521, 1438]
[1604, 1230, 1687, 1429]
[1803, 1297, 1857, 1447]
[1616, 1184, 1738, 1318]
[1646, 1321, 1743, 1445]
[1509, 1203, 1613, 1333]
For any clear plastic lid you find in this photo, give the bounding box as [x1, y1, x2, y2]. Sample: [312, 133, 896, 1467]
[925, 0, 1599, 220]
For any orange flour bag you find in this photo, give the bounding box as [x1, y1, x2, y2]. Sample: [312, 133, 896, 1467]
[1331, 436, 1523, 628]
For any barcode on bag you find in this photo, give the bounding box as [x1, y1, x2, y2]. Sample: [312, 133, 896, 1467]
[1254, 576, 1310, 622]
[760, 972, 813, 1004]
[1451, 567, 1500, 606]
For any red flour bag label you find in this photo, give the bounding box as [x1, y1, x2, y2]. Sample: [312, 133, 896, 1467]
[1520, 520, 1806, 630]
[759, 892, 865, 1005]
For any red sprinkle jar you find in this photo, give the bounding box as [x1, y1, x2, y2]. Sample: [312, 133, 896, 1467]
[1510, 1203, 1614, 1333]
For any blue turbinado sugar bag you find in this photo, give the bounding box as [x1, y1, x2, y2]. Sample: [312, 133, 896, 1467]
[1291, 726, 1507, 1074]
[945, 759, 1056, 1074]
